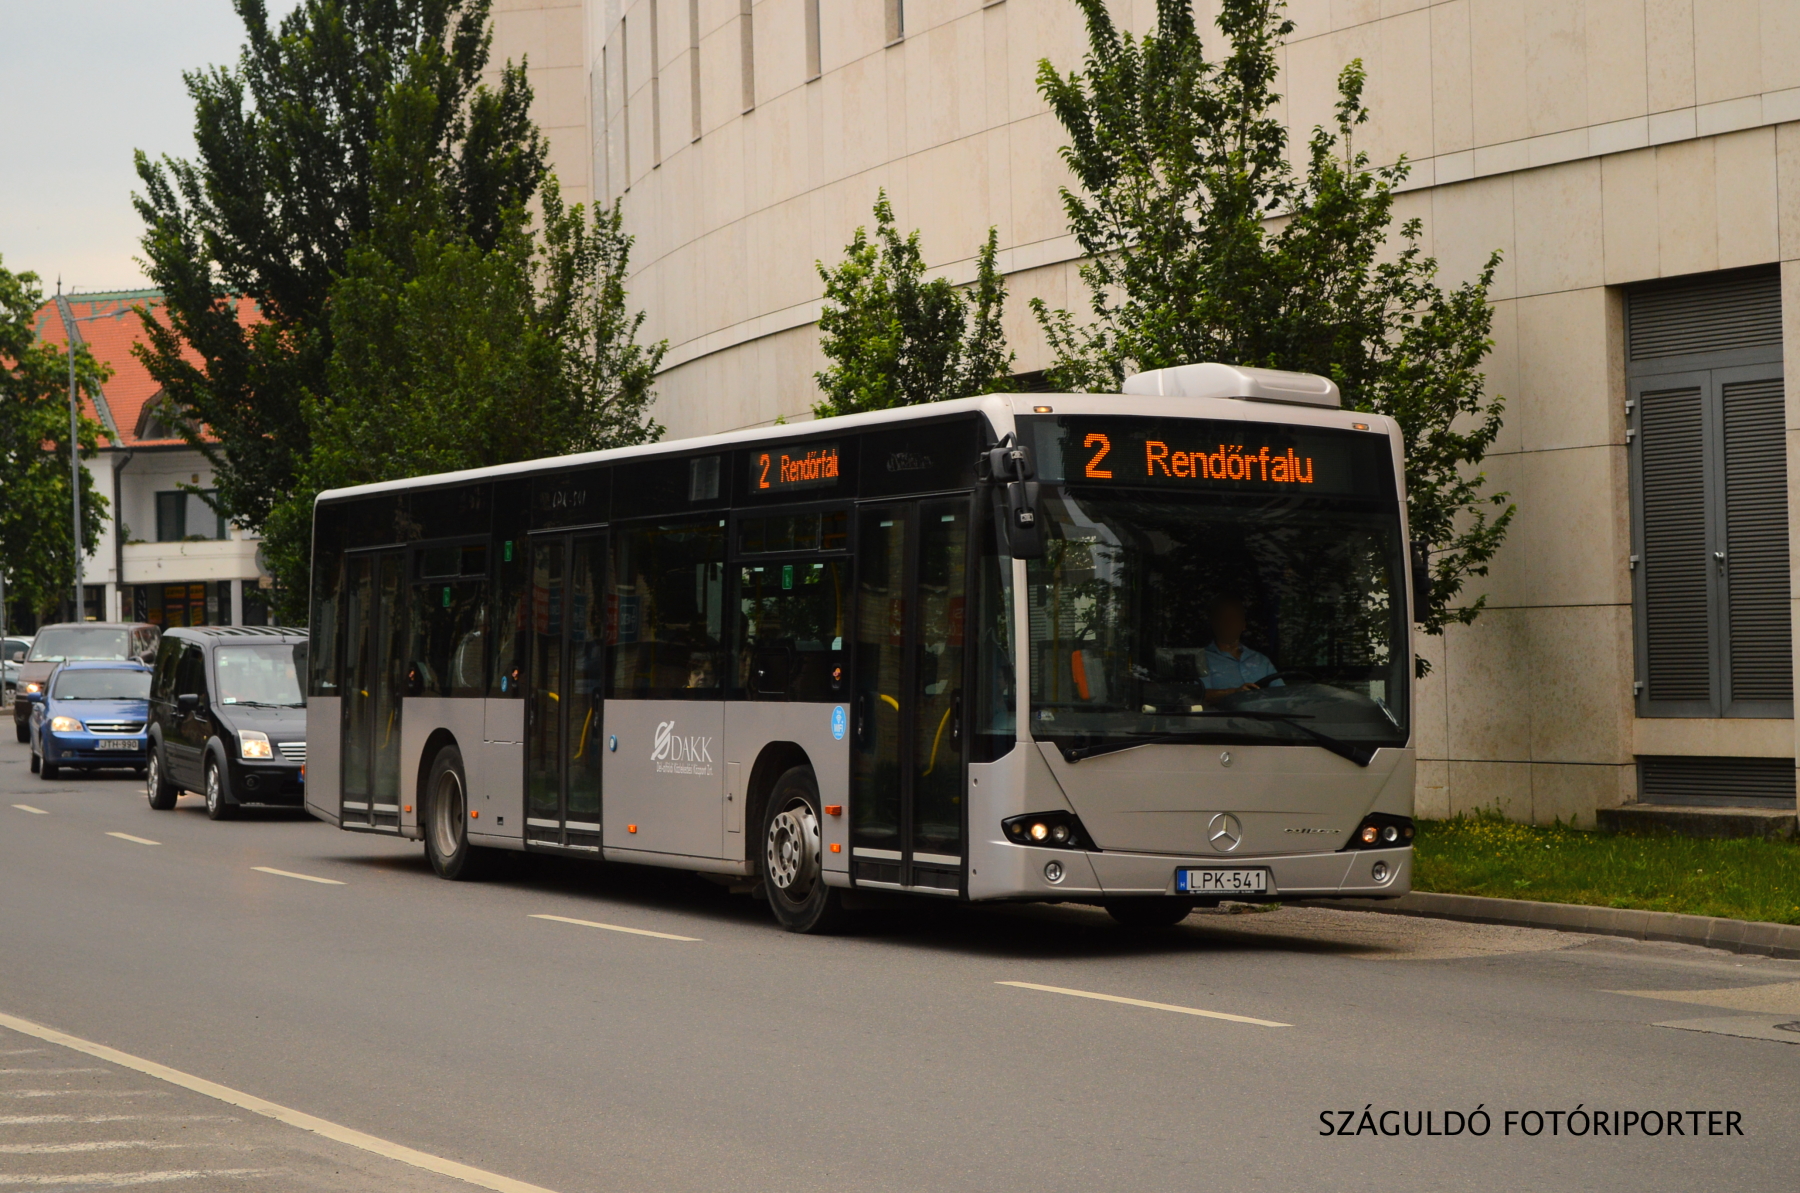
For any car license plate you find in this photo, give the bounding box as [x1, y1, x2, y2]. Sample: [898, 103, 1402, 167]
[1177, 868, 1268, 894]
[95, 739, 139, 751]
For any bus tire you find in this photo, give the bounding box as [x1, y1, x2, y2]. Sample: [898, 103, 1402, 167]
[760, 765, 847, 935]
[145, 748, 178, 810]
[1105, 898, 1195, 928]
[424, 744, 492, 881]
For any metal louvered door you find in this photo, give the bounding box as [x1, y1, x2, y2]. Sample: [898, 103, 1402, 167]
[1630, 367, 1793, 718]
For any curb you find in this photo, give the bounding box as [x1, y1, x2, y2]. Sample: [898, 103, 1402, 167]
[1297, 892, 1800, 960]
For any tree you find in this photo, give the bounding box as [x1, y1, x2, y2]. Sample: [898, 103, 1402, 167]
[133, 0, 547, 597]
[1034, 0, 1513, 667]
[0, 259, 109, 618]
[256, 69, 665, 619]
[813, 192, 1015, 418]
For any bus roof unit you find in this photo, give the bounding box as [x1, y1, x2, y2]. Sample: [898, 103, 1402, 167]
[1120, 363, 1341, 408]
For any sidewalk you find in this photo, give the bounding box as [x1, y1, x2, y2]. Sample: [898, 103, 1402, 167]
[1305, 891, 1800, 960]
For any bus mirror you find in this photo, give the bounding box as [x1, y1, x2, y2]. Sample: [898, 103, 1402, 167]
[980, 437, 1034, 482]
[1005, 481, 1045, 559]
[1410, 539, 1430, 623]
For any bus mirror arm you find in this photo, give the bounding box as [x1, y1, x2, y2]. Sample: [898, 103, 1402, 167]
[1410, 539, 1430, 624]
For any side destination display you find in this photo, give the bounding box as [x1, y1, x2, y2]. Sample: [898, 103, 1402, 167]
[1020, 415, 1394, 500]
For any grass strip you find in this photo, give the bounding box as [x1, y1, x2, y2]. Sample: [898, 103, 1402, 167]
[1413, 815, 1800, 926]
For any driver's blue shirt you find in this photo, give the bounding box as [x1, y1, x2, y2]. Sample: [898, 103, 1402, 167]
[1203, 642, 1280, 691]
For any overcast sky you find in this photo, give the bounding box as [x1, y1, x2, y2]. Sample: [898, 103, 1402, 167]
[0, 1, 301, 293]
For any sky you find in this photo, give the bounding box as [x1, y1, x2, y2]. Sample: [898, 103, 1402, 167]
[0, 0, 302, 294]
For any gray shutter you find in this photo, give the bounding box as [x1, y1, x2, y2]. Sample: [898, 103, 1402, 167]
[1629, 269, 1782, 361]
[1722, 377, 1793, 702]
[1638, 755, 1797, 809]
[1638, 385, 1713, 704]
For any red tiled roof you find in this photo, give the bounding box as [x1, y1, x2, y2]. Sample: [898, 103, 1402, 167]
[32, 290, 259, 450]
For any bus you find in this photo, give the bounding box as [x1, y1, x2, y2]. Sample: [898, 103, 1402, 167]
[304, 362, 1420, 932]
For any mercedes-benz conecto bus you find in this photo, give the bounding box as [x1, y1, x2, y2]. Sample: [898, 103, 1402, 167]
[304, 362, 1420, 932]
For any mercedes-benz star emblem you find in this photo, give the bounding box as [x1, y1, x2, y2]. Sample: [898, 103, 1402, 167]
[1208, 813, 1244, 853]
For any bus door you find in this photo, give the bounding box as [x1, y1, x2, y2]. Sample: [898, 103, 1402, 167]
[850, 499, 971, 892]
[341, 549, 406, 830]
[524, 532, 607, 850]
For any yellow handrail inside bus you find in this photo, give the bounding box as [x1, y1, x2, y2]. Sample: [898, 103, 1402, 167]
[880, 694, 899, 711]
[574, 706, 594, 759]
[923, 705, 953, 775]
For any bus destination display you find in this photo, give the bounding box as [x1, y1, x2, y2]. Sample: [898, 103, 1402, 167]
[1022, 416, 1390, 499]
[749, 442, 842, 493]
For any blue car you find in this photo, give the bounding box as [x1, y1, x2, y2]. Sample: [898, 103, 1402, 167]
[29, 660, 153, 780]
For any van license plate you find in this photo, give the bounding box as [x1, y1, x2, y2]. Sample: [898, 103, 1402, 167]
[1177, 868, 1268, 894]
[95, 739, 139, 751]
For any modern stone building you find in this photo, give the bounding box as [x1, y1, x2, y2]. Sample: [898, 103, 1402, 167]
[489, 0, 1800, 826]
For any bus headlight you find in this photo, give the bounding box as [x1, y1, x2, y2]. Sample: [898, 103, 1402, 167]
[50, 716, 82, 734]
[239, 730, 273, 759]
[1003, 811, 1092, 850]
[1344, 814, 1413, 851]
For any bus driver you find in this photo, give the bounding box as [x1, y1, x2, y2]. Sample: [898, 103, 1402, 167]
[1202, 595, 1282, 703]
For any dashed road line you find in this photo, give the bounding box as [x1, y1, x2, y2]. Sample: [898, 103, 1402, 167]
[996, 981, 1292, 1027]
[0, 1010, 562, 1193]
[1, 1090, 165, 1100]
[0, 1116, 237, 1126]
[0, 1068, 106, 1075]
[0, 1168, 272, 1187]
[10, 805, 47, 815]
[528, 914, 700, 942]
[0, 1142, 187, 1155]
[250, 866, 344, 886]
[104, 833, 159, 847]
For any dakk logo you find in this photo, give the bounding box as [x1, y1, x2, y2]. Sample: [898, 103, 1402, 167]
[652, 721, 714, 776]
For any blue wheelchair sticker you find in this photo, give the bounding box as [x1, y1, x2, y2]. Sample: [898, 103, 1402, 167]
[831, 705, 848, 741]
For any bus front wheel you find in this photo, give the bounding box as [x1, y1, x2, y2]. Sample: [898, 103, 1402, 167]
[424, 745, 494, 881]
[761, 765, 848, 935]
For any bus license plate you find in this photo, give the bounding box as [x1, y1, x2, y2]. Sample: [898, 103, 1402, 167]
[95, 739, 139, 751]
[1177, 868, 1267, 894]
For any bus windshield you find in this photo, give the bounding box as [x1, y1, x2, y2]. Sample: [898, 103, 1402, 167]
[1025, 487, 1408, 755]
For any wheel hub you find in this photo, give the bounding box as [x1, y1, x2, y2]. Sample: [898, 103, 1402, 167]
[766, 802, 819, 899]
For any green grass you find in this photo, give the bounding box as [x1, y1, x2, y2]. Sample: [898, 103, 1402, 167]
[1413, 815, 1800, 926]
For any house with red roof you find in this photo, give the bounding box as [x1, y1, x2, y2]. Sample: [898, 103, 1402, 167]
[32, 289, 273, 628]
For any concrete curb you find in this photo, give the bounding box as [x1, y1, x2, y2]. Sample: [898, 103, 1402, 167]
[1297, 892, 1800, 960]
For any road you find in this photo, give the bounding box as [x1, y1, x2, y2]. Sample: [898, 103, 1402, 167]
[0, 733, 1794, 1192]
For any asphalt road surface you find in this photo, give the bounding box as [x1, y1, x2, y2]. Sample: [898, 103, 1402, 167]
[0, 734, 1794, 1192]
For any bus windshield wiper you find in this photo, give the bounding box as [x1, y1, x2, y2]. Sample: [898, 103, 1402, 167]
[1057, 711, 1377, 767]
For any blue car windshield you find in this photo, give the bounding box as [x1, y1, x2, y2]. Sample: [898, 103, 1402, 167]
[53, 669, 151, 700]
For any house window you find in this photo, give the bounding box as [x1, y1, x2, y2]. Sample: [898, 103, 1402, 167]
[739, 0, 755, 113]
[804, 0, 820, 80]
[1628, 266, 1790, 718]
[155, 490, 227, 542]
[886, 0, 904, 45]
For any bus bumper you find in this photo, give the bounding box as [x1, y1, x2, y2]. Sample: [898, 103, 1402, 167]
[967, 840, 1412, 902]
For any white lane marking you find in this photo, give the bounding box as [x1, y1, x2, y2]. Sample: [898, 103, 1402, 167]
[1, 1090, 164, 1099]
[105, 833, 159, 846]
[0, 1116, 236, 1126]
[251, 866, 344, 886]
[0, 1067, 106, 1075]
[0, 1050, 46, 1055]
[0, 1142, 185, 1154]
[0, 1170, 271, 1187]
[995, 981, 1292, 1027]
[11, 805, 48, 815]
[528, 913, 700, 941]
[0, 1010, 563, 1193]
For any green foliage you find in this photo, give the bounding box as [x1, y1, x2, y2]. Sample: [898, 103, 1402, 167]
[814, 191, 1015, 418]
[0, 260, 109, 618]
[1035, 0, 1513, 667]
[133, 0, 548, 603]
[1417, 815, 1800, 926]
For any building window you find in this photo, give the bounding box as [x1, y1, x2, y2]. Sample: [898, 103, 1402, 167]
[886, 0, 904, 45]
[155, 490, 226, 542]
[804, 0, 820, 80]
[1628, 266, 1791, 718]
[649, 0, 663, 167]
[689, 0, 702, 140]
[739, 0, 755, 113]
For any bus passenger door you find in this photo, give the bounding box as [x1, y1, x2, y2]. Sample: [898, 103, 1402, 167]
[341, 550, 406, 830]
[524, 532, 606, 851]
[850, 500, 970, 892]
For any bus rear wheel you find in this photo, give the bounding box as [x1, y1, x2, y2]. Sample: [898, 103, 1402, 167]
[424, 745, 494, 881]
[761, 765, 847, 935]
[1106, 898, 1195, 928]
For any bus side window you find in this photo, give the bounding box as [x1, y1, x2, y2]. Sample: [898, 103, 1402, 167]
[309, 556, 342, 696]
[490, 541, 527, 697]
[610, 520, 727, 699]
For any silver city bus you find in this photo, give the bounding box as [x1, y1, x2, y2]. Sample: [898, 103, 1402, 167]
[305, 363, 1420, 932]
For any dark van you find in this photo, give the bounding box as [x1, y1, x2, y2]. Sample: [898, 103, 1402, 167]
[145, 626, 308, 819]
